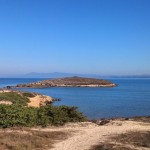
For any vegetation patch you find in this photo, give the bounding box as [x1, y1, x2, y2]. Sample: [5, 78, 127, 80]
[0, 92, 30, 106]
[91, 143, 134, 150]
[130, 116, 150, 123]
[113, 131, 150, 148]
[0, 129, 70, 150]
[22, 92, 35, 98]
[0, 105, 86, 128]
[91, 131, 150, 150]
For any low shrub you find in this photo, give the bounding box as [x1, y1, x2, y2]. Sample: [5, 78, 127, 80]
[0, 92, 29, 106]
[0, 104, 86, 128]
[22, 92, 35, 98]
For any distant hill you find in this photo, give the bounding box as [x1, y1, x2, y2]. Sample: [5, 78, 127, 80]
[106, 75, 150, 78]
[19, 72, 101, 78]
[15, 72, 150, 79]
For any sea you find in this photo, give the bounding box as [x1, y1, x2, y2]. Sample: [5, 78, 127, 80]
[0, 78, 150, 119]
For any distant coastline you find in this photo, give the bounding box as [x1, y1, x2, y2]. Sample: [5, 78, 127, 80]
[1, 72, 150, 79]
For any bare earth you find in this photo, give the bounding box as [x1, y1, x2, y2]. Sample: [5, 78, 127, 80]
[0, 101, 12, 105]
[44, 120, 150, 150]
[28, 95, 52, 107]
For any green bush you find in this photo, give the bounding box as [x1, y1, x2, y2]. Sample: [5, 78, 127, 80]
[0, 105, 37, 128]
[22, 92, 35, 98]
[0, 92, 29, 106]
[0, 105, 86, 128]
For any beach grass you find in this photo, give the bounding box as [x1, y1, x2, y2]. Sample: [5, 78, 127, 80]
[91, 130, 150, 150]
[0, 128, 70, 150]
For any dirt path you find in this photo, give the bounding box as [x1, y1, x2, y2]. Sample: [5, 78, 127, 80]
[47, 120, 150, 150]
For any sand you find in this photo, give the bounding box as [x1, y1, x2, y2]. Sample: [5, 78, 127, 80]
[0, 101, 12, 105]
[28, 95, 52, 107]
[43, 120, 150, 150]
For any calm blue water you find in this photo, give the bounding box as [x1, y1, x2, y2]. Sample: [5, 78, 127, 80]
[0, 78, 150, 119]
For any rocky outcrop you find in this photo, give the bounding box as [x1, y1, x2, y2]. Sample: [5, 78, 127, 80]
[9, 76, 117, 88]
[27, 95, 53, 107]
[0, 89, 53, 107]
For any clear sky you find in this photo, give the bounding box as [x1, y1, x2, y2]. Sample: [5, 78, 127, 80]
[0, 0, 150, 77]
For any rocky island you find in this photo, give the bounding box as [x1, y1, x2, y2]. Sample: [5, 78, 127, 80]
[9, 76, 117, 88]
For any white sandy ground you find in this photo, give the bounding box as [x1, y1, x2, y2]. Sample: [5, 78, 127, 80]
[36, 120, 150, 150]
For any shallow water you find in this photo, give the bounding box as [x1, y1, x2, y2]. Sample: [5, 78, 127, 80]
[0, 78, 150, 119]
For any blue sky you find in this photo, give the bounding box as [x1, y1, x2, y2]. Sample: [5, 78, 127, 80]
[0, 0, 150, 76]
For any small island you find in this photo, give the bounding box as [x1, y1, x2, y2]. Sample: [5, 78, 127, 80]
[8, 76, 117, 88]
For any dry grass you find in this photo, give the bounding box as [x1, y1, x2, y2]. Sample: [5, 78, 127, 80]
[0, 128, 70, 150]
[91, 131, 150, 150]
[113, 131, 150, 148]
[91, 143, 134, 150]
[130, 116, 150, 123]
